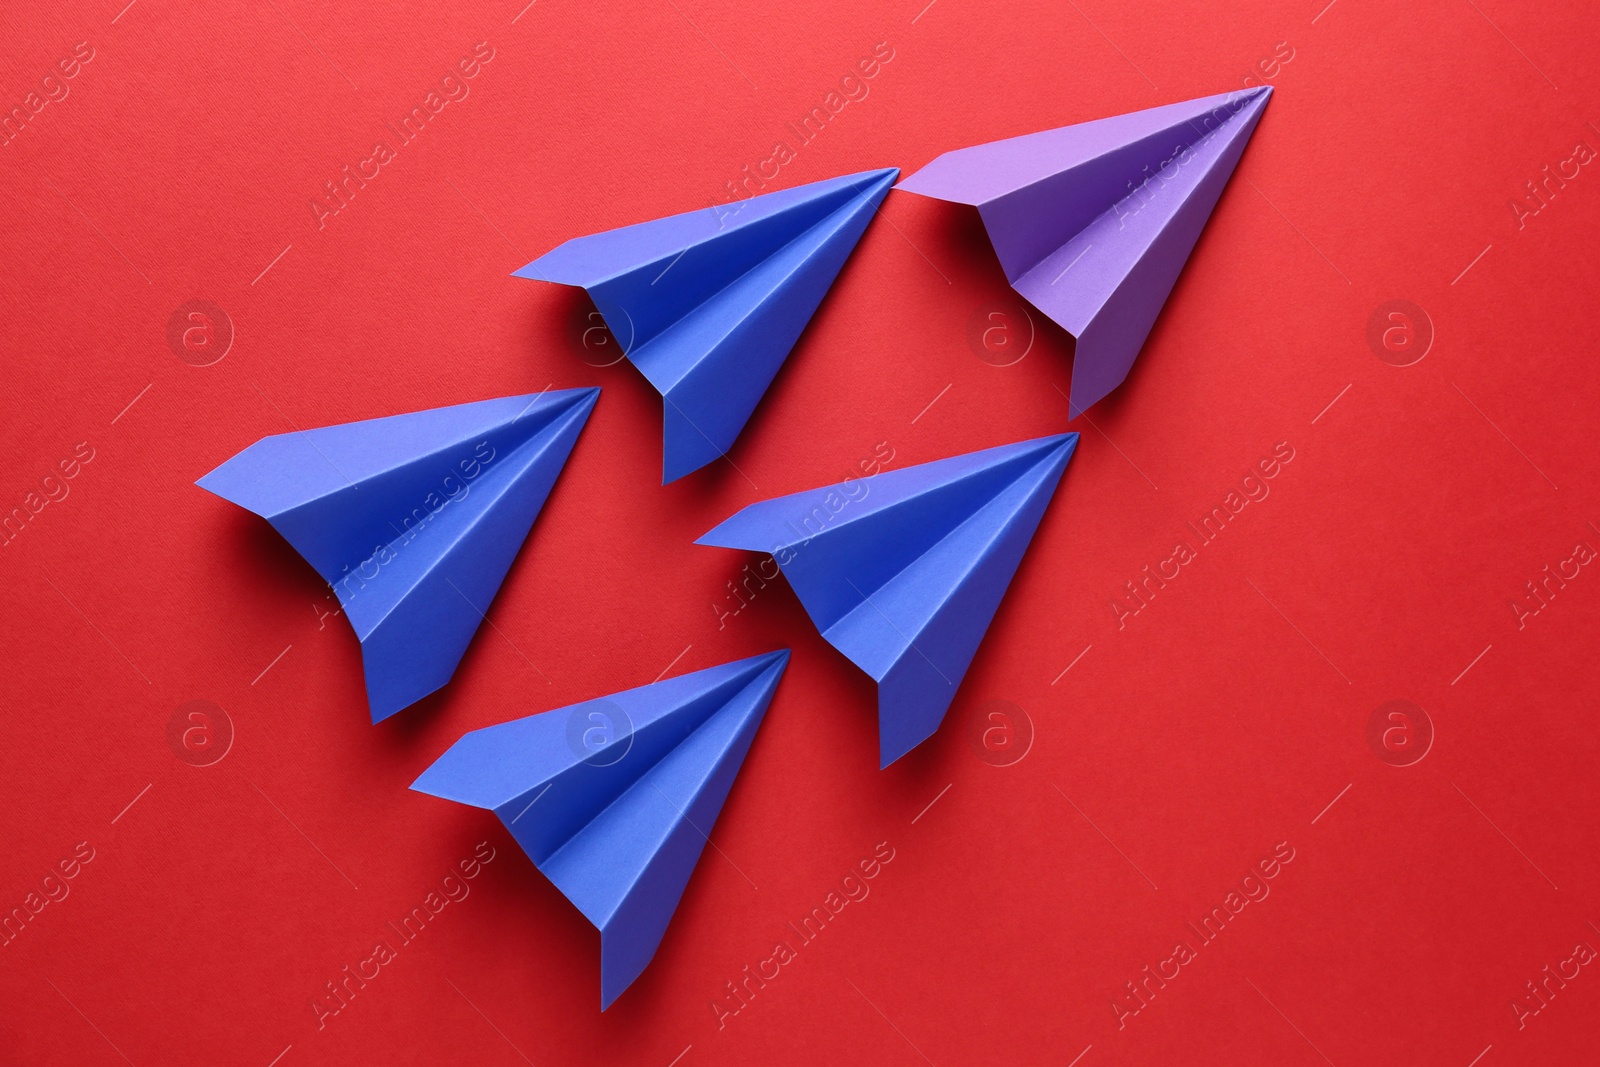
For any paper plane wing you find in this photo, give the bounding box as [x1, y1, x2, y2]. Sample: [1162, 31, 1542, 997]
[197, 388, 599, 722]
[698, 435, 1076, 766]
[898, 87, 1272, 416]
[515, 168, 896, 483]
[412, 649, 789, 1008]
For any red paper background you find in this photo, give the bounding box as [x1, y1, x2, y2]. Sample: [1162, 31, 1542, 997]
[4, 0, 1598, 1063]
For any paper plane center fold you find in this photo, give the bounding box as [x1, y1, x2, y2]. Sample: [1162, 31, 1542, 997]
[698, 434, 1076, 766]
[411, 650, 789, 1008]
[515, 168, 897, 483]
[897, 87, 1272, 417]
[196, 388, 599, 722]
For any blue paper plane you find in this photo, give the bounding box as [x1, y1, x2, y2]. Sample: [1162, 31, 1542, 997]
[514, 168, 897, 483]
[698, 434, 1076, 766]
[197, 388, 599, 722]
[412, 649, 789, 1009]
[897, 87, 1272, 416]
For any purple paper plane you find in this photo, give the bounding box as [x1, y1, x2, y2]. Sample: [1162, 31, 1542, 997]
[898, 86, 1272, 416]
[515, 168, 896, 483]
[698, 434, 1077, 766]
[412, 650, 789, 1009]
[197, 388, 598, 722]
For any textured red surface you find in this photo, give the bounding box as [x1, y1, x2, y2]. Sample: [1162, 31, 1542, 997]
[3, 1, 1598, 1064]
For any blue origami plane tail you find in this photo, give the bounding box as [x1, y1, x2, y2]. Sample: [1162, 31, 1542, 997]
[516, 168, 896, 483]
[197, 388, 599, 722]
[411, 649, 789, 1008]
[699, 435, 1076, 765]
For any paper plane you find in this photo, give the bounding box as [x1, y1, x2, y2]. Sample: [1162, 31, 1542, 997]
[412, 649, 789, 1009]
[699, 434, 1076, 766]
[197, 388, 598, 722]
[897, 86, 1272, 416]
[514, 168, 897, 483]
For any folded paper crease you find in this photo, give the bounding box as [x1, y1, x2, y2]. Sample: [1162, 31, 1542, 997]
[412, 650, 789, 1008]
[197, 388, 598, 722]
[516, 168, 897, 482]
[699, 435, 1076, 765]
[897, 87, 1271, 416]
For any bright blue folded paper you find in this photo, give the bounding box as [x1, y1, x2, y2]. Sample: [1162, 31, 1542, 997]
[412, 649, 789, 1009]
[197, 388, 598, 722]
[515, 168, 896, 483]
[699, 435, 1076, 766]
